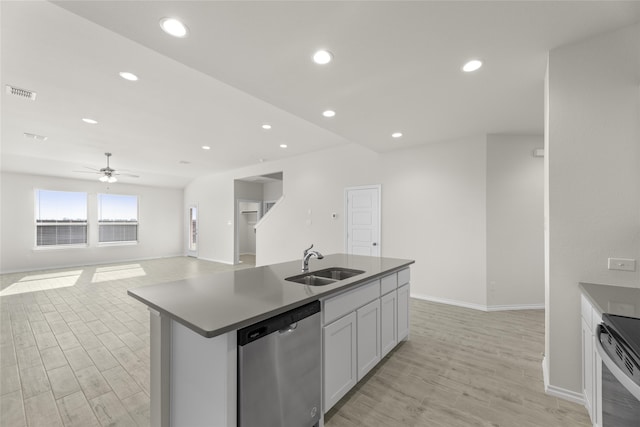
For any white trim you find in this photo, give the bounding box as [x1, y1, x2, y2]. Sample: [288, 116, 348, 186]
[0, 253, 184, 275]
[411, 293, 545, 312]
[542, 355, 585, 405]
[487, 303, 545, 311]
[411, 293, 488, 311]
[542, 355, 550, 391]
[97, 241, 139, 248]
[197, 257, 234, 265]
[344, 184, 382, 256]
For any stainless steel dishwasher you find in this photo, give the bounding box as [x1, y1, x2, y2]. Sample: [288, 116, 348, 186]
[238, 300, 321, 427]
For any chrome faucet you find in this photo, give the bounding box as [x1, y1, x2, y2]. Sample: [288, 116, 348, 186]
[302, 244, 324, 272]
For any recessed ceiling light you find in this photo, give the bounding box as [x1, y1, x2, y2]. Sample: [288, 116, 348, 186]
[82, 118, 98, 124]
[462, 59, 483, 72]
[280, 144, 287, 148]
[262, 124, 272, 130]
[322, 110, 336, 118]
[179, 160, 191, 164]
[119, 72, 139, 81]
[392, 132, 403, 138]
[160, 18, 188, 38]
[313, 50, 333, 65]
[202, 145, 211, 150]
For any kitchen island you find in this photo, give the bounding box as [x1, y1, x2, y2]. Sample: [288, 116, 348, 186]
[128, 254, 414, 427]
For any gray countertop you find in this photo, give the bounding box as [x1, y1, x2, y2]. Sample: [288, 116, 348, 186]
[127, 254, 414, 338]
[579, 282, 640, 317]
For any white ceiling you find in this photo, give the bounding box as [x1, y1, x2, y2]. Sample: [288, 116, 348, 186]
[2, 1, 639, 188]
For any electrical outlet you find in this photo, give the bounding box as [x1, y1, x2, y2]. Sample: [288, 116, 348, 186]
[607, 258, 636, 272]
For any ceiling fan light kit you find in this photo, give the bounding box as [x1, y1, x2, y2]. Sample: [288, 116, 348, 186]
[74, 152, 138, 183]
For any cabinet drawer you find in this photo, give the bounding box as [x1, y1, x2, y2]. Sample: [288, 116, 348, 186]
[398, 268, 410, 287]
[380, 273, 398, 295]
[324, 280, 380, 325]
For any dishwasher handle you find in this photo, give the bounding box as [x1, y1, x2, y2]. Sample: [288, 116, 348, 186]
[279, 322, 298, 334]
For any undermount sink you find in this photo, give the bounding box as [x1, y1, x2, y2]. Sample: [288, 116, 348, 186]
[285, 267, 365, 286]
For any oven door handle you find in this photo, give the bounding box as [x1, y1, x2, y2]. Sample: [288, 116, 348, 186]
[596, 325, 640, 402]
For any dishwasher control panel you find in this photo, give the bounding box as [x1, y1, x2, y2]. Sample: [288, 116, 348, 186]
[238, 300, 321, 345]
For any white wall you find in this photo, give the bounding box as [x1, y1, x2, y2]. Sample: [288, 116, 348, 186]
[185, 135, 543, 310]
[546, 23, 640, 395]
[381, 136, 488, 308]
[263, 180, 283, 202]
[486, 135, 545, 308]
[0, 172, 183, 273]
[183, 172, 234, 264]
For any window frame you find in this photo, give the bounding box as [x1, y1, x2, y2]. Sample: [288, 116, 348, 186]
[97, 193, 139, 245]
[34, 189, 89, 249]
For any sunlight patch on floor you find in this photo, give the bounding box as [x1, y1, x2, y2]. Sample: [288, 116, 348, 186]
[0, 270, 82, 296]
[92, 263, 146, 283]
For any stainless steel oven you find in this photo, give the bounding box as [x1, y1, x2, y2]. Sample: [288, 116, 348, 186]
[595, 314, 640, 427]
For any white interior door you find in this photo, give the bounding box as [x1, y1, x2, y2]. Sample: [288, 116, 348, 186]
[187, 205, 198, 257]
[345, 185, 380, 256]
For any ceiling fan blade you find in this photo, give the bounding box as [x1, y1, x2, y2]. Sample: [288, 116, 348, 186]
[117, 173, 140, 178]
[82, 166, 101, 172]
[73, 170, 100, 174]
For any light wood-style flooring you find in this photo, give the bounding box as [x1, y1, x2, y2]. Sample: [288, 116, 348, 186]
[325, 301, 591, 427]
[1, 257, 590, 426]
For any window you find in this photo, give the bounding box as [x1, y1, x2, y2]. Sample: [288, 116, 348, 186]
[35, 190, 88, 246]
[98, 194, 138, 243]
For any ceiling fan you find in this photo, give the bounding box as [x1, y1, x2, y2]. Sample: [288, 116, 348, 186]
[75, 152, 139, 183]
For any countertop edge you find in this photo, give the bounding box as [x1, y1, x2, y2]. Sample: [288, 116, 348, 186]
[579, 282, 605, 315]
[129, 258, 415, 339]
[579, 281, 640, 317]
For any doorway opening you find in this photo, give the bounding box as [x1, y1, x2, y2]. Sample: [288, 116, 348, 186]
[234, 172, 283, 266]
[187, 205, 198, 257]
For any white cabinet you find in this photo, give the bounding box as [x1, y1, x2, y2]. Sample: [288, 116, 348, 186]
[323, 268, 411, 413]
[581, 317, 594, 419]
[357, 299, 381, 380]
[323, 312, 357, 410]
[397, 283, 410, 341]
[581, 294, 602, 427]
[380, 290, 397, 357]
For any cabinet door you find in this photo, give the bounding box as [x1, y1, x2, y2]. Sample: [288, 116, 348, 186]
[380, 291, 397, 357]
[581, 317, 593, 419]
[323, 312, 357, 412]
[397, 283, 410, 341]
[357, 299, 381, 381]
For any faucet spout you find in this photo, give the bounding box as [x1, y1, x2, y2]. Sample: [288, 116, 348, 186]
[302, 244, 324, 272]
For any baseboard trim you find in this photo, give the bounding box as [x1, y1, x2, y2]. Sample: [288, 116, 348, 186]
[411, 293, 544, 312]
[411, 293, 488, 311]
[545, 384, 585, 405]
[487, 303, 545, 311]
[198, 257, 234, 265]
[0, 253, 184, 275]
[542, 355, 585, 405]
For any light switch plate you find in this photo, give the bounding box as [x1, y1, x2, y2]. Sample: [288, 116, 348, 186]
[607, 258, 636, 272]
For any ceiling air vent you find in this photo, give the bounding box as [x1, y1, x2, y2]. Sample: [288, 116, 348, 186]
[23, 132, 48, 142]
[6, 85, 37, 100]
